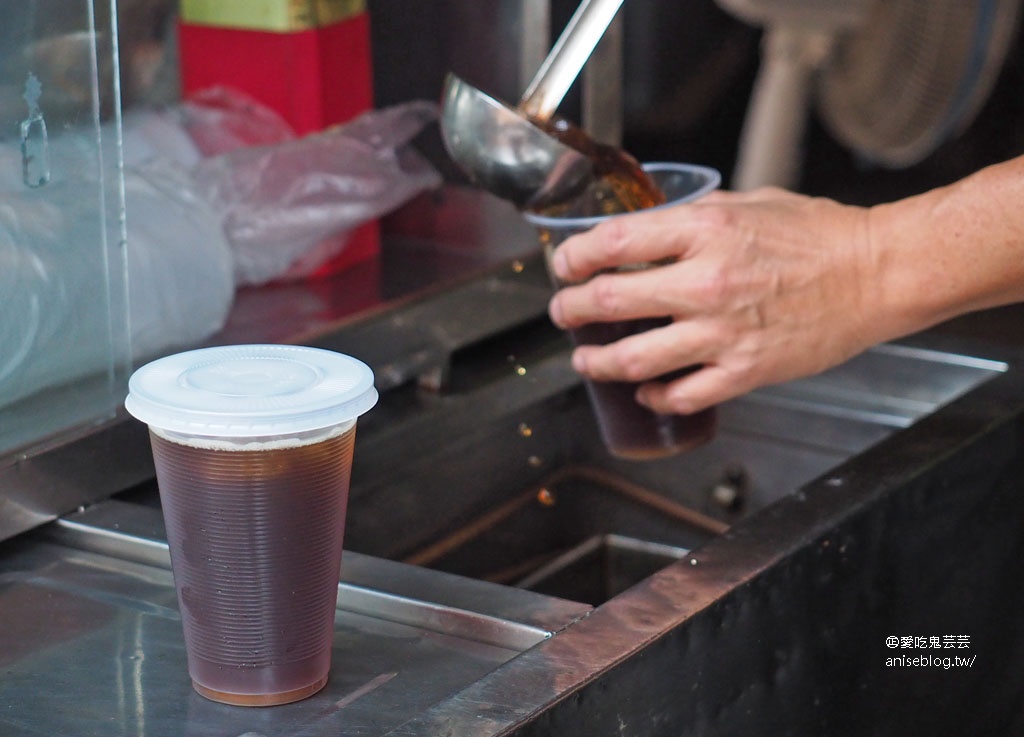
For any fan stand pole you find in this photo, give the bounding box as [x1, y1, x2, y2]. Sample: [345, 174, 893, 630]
[732, 25, 832, 191]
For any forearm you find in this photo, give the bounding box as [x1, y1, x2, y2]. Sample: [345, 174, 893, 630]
[867, 155, 1024, 342]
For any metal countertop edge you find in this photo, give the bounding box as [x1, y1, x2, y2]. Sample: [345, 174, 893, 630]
[47, 501, 592, 653]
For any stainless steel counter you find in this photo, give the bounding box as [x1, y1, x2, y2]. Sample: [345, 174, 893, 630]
[0, 501, 590, 737]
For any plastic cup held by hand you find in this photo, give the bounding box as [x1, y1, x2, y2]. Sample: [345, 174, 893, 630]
[125, 344, 377, 706]
[525, 162, 721, 460]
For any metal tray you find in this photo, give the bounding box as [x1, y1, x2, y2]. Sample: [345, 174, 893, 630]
[0, 501, 590, 737]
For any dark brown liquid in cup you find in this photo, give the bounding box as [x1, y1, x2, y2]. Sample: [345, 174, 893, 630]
[569, 321, 717, 460]
[531, 118, 715, 459]
[150, 428, 356, 706]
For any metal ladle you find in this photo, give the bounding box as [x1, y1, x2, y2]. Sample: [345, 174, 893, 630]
[440, 0, 626, 209]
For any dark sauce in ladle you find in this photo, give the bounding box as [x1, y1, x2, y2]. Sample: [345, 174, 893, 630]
[527, 114, 666, 216]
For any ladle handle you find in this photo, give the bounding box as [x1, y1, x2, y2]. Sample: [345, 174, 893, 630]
[518, 0, 625, 121]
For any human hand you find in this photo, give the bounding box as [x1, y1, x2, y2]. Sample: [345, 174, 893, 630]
[546, 187, 884, 414]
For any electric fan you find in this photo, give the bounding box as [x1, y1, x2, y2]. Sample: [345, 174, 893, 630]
[716, 0, 1022, 189]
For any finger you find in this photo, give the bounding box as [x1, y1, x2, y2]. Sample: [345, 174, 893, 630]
[636, 363, 755, 415]
[570, 319, 720, 384]
[550, 261, 706, 329]
[550, 269, 665, 328]
[551, 206, 704, 283]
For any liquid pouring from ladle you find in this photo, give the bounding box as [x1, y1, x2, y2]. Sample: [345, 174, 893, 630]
[440, 0, 626, 208]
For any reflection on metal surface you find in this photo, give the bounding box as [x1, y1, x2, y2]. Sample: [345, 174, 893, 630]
[748, 343, 1007, 427]
[0, 503, 591, 737]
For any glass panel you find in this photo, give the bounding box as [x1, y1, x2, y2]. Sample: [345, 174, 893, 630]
[0, 0, 130, 455]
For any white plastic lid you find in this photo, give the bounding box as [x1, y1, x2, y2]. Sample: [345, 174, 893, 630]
[125, 344, 378, 437]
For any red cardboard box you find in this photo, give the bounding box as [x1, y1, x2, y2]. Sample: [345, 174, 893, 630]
[178, 0, 379, 278]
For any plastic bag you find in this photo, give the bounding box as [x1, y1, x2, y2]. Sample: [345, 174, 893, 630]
[124, 158, 235, 361]
[0, 157, 233, 410]
[193, 100, 442, 286]
[177, 86, 297, 157]
[0, 96, 440, 411]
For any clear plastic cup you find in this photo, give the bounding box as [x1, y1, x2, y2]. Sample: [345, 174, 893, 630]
[525, 162, 721, 460]
[125, 344, 377, 706]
